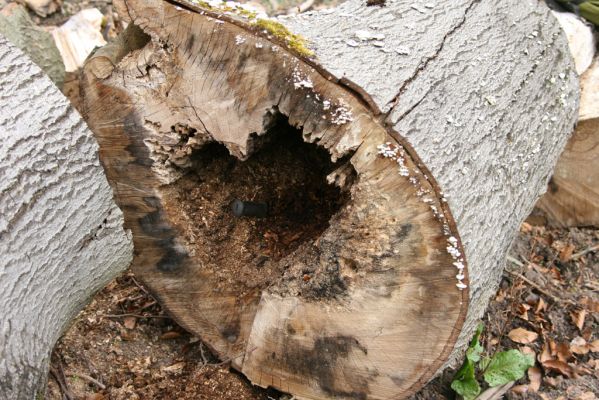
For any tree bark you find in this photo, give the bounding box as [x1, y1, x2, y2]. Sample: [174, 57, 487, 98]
[81, 0, 578, 399]
[0, 35, 133, 399]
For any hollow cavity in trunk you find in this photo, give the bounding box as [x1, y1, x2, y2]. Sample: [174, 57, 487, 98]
[161, 116, 355, 301]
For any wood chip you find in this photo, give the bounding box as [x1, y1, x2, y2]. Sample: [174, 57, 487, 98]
[508, 327, 539, 344]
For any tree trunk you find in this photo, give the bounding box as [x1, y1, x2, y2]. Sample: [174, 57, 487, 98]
[81, 0, 578, 399]
[0, 35, 133, 399]
[536, 55, 599, 227]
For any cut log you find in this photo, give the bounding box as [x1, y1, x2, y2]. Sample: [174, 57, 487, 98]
[536, 55, 599, 227]
[0, 2, 65, 87]
[81, 0, 578, 399]
[0, 35, 133, 399]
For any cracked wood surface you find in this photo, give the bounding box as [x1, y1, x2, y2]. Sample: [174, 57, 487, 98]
[0, 35, 133, 399]
[81, 0, 577, 399]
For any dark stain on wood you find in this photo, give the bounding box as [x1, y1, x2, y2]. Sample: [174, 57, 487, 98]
[280, 334, 372, 399]
[185, 33, 195, 54]
[366, 0, 386, 7]
[397, 223, 413, 241]
[156, 239, 188, 272]
[548, 177, 559, 193]
[221, 318, 241, 343]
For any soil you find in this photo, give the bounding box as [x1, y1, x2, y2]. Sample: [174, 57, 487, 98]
[46, 223, 598, 400]
[160, 118, 352, 300]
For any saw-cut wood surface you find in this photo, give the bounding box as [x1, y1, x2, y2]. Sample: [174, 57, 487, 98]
[537, 56, 599, 227]
[81, 0, 578, 398]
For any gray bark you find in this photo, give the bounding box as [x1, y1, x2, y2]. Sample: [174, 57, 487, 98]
[0, 35, 133, 399]
[0, 3, 65, 87]
[283, 0, 579, 368]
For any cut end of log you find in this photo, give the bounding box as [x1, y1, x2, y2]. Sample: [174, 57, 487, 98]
[82, 1, 468, 398]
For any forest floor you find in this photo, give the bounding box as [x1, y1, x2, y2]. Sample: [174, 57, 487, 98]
[46, 223, 599, 400]
[14, 0, 596, 399]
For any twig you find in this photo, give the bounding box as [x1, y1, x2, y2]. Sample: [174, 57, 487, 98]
[504, 267, 572, 305]
[50, 365, 74, 400]
[571, 243, 599, 260]
[136, 300, 157, 312]
[199, 342, 209, 365]
[130, 275, 151, 295]
[100, 313, 170, 319]
[66, 372, 106, 390]
[506, 255, 524, 267]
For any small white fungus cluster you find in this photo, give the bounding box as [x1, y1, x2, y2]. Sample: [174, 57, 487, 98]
[289, 64, 352, 125]
[377, 142, 468, 291]
[377, 142, 409, 176]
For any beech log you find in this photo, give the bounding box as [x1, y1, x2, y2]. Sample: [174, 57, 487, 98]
[81, 0, 578, 398]
[0, 35, 133, 399]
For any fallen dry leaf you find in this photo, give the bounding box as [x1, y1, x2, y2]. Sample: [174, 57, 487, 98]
[556, 342, 572, 362]
[520, 222, 532, 233]
[517, 304, 530, 320]
[508, 327, 539, 344]
[580, 297, 599, 313]
[559, 243, 575, 261]
[590, 340, 599, 352]
[542, 359, 575, 378]
[160, 331, 181, 340]
[511, 384, 528, 394]
[544, 376, 561, 388]
[539, 342, 553, 363]
[521, 346, 536, 357]
[86, 394, 105, 400]
[162, 361, 185, 373]
[570, 337, 589, 355]
[571, 309, 587, 331]
[535, 297, 547, 314]
[528, 366, 542, 392]
[123, 316, 136, 330]
[578, 392, 597, 400]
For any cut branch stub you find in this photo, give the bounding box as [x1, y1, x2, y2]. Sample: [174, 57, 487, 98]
[83, 1, 466, 399]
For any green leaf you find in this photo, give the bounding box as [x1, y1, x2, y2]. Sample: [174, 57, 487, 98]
[483, 350, 535, 387]
[451, 324, 485, 400]
[451, 360, 481, 400]
[479, 356, 491, 371]
[466, 323, 484, 363]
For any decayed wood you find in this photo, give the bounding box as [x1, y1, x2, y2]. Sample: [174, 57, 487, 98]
[0, 35, 133, 399]
[537, 56, 599, 227]
[81, 0, 578, 398]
